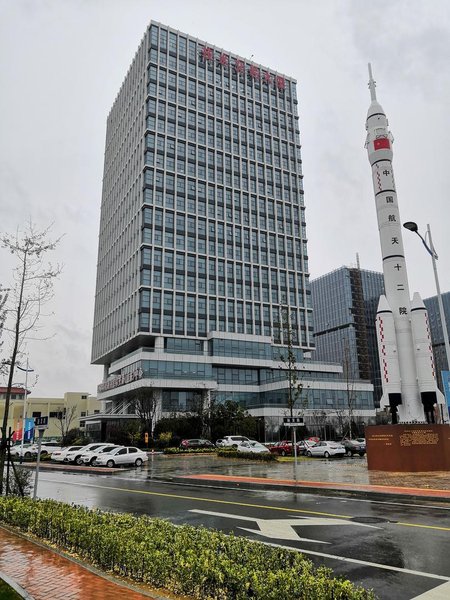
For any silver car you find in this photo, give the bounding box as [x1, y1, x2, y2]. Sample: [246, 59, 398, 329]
[306, 441, 345, 458]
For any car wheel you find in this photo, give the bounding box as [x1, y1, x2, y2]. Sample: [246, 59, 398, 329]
[345, 449, 352, 457]
[106, 460, 115, 468]
[89, 458, 96, 465]
[135, 458, 143, 467]
[359, 452, 365, 457]
[324, 451, 330, 458]
[281, 450, 286, 457]
[306, 451, 312, 457]
[24, 451, 31, 459]
[75, 456, 84, 465]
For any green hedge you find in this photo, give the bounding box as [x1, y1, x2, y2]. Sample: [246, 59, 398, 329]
[217, 449, 277, 461]
[0, 497, 376, 600]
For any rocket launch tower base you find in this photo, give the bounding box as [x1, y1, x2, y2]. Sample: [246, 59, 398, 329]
[366, 424, 450, 472]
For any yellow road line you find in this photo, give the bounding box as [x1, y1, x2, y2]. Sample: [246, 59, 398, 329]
[43, 479, 353, 519]
[43, 478, 450, 532]
[396, 522, 450, 532]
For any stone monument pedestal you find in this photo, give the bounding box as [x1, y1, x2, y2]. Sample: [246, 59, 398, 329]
[366, 424, 450, 472]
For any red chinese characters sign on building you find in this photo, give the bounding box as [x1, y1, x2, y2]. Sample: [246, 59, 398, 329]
[200, 47, 286, 91]
[201, 46, 214, 61]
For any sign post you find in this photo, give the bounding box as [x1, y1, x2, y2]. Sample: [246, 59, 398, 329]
[33, 416, 48, 500]
[283, 417, 305, 475]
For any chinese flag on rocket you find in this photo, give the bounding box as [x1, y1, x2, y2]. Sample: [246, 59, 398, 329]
[374, 137, 390, 150]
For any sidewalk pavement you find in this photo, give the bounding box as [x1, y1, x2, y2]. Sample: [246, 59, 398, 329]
[0, 526, 168, 600]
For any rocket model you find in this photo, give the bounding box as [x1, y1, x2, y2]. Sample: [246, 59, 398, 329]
[365, 64, 446, 423]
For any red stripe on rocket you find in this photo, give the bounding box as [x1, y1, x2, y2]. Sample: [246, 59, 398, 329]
[410, 292, 437, 394]
[376, 295, 402, 406]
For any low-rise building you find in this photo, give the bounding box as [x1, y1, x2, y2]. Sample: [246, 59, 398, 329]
[0, 390, 101, 441]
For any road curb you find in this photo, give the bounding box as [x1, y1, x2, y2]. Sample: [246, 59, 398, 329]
[0, 570, 35, 599]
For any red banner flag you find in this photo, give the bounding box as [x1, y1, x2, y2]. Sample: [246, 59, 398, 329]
[374, 138, 390, 150]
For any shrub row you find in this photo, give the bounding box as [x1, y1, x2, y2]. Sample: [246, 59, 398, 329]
[0, 497, 375, 600]
[217, 449, 277, 461]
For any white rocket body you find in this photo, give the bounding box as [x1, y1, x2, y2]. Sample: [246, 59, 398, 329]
[365, 66, 446, 423]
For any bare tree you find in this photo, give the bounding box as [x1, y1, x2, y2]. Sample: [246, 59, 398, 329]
[130, 387, 159, 438]
[0, 223, 62, 493]
[278, 307, 304, 421]
[54, 406, 77, 446]
[0, 288, 8, 375]
[310, 409, 328, 440]
[342, 337, 357, 438]
[190, 387, 215, 439]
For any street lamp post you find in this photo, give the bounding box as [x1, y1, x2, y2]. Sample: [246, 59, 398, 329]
[403, 221, 450, 396]
[16, 357, 34, 456]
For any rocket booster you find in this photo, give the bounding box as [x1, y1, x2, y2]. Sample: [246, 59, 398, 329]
[365, 64, 445, 423]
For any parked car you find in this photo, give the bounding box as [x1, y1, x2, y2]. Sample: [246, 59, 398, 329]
[9, 444, 37, 459]
[64, 443, 106, 465]
[269, 440, 294, 456]
[215, 439, 225, 447]
[179, 439, 215, 449]
[50, 446, 84, 463]
[298, 440, 317, 455]
[341, 437, 366, 457]
[237, 441, 270, 454]
[29, 441, 63, 456]
[306, 441, 345, 458]
[220, 435, 251, 448]
[80, 444, 121, 465]
[94, 446, 148, 468]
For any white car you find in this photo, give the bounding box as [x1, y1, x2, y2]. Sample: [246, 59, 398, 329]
[51, 446, 84, 463]
[80, 444, 120, 465]
[64, 443, 106, 465]
[220, 435, 251, 448]
[237, 441, 270, 454]
[306, 441, 345, 458]
[94, 446, 148, 468]
[30, 441, 63, 456]
[10, 444, 37, 459]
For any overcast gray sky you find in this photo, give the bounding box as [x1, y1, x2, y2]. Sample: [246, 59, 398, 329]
[1, 0, 449, 398]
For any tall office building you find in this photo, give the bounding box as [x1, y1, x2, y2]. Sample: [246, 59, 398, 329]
[424, 291, 450, 388]
[311, 267, 384, 406]
[90, 22, 374, 436]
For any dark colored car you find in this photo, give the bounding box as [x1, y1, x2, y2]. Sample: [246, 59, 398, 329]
[269, 440, 313, 457]
[341, 437, 366, 457]
[180, 439, 215, 449]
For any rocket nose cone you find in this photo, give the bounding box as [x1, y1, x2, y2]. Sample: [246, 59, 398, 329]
[367, 100, 385, 120]
[411, 292, 426, 311]
[377, 295, 392, 314]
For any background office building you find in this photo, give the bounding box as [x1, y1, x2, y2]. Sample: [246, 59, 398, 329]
[0, 390, 100, 441]
[311, 267, 384, 407]
[424, 291, 450, 389]
[91, 22, 374, 435]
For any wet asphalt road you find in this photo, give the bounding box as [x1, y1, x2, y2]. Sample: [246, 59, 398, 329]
[35, 462, 450, 600]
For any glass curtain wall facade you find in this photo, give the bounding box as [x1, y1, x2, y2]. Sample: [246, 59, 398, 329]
[311, 267, 384, 406]
[424, 291, 450, 390]
[91, 22, 374, 429]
